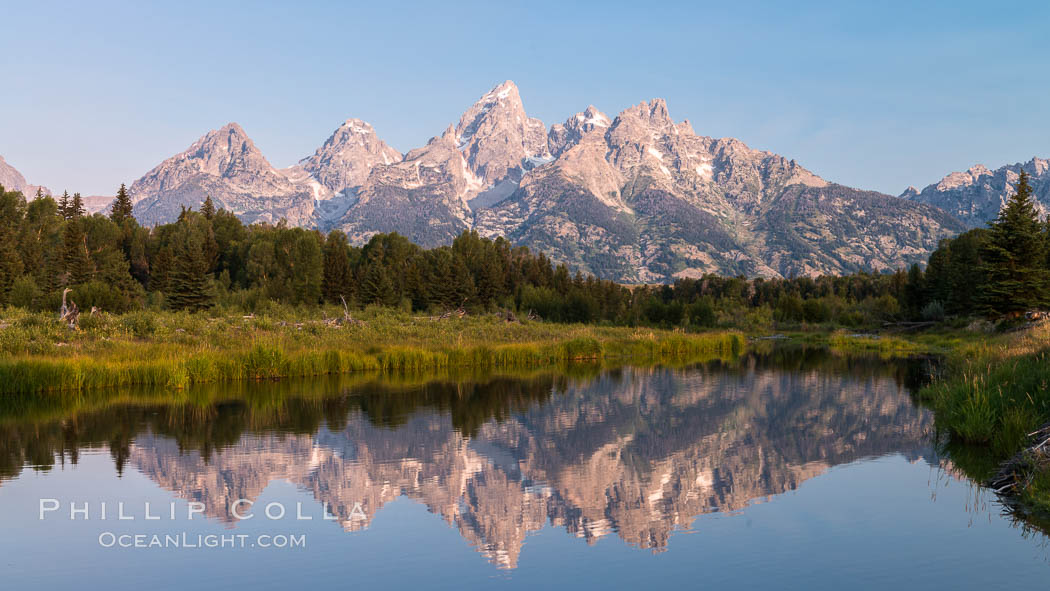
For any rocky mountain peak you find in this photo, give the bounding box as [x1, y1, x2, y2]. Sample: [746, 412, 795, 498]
[298, 117, 402, 196]
[903, 155, 1050, 227]
[453, 80, 550, 188]
[119, 80, 964, 280]
[548, 106, 612, 157]
[615, 99, 676, 134]
[171, 122, 276, 180]
[131, 123, 316, 226]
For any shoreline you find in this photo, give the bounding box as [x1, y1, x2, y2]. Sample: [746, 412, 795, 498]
[0, 308, 746, 395]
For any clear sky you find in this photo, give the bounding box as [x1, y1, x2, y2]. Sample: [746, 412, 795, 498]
[3, 0, 1048, 197]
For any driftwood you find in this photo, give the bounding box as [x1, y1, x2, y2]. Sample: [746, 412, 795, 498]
[59, 288, 80, 330]
[338, 296, 364, 326]
[527, 309, 541, 322]
[987, 423, 1050, 500]
[881, 320, 935, 333]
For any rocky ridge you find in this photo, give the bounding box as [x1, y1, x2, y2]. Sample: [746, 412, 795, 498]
[118, 81, 967, 280]
[901, 157, 1050, 228]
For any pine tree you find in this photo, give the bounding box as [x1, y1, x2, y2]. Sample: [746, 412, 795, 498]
[61, 218, 93, 285]
[903, 263, 926, 319]
[110, 183, 133, 224]
[979, 171, 1050, 316]
[201, 196, 216, 220]
[70, 193, 85, 218]
[322, 230, 352, 303]
[0, 239, 22, 307]
[924, 241, 952, 306]
[946, 229, 987, 315]
[359, 260, 396, 307]
[166, 217, 214, 311]
[1044, 217, 1050, 271]
[0, 186, 24, 305]
[58, 191, 71, 219]
[451, 255, 476, 306]
[149, 247, 174, 293]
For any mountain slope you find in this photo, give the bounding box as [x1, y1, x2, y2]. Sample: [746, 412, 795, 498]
[130, 123, 318, 226]
[120, 81, 967, 280]
[333, 81, 551, 246]
[901, 158, 1050, 228]
[476, 98, 964, 280]
[0, 155, 50, 197]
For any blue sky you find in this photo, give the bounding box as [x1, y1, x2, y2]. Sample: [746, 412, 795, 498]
[2, 0, 1048, 196]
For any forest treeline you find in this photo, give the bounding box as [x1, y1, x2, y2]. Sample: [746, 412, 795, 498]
[0, 172, 1048, 328]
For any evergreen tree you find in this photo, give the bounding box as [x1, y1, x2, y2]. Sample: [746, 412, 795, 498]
[110, 183, 134, 224]
[17, 195, 61, 294]
[0, 186, 26, 305]
[70, 192, 85, 218]
[451, 255, 476, 306]
[979, 171, 1050, 316]
[923, 241, 952, 306]
[1045, 217, 1050, 271]
[166, 215, 215, 311]
[903, 263, 926, 319]
[149, 247, 174, 293]
[61, 218, 93, 285]
[201, 195, 216, 220]
[358, 258, 396, 307]
[946, 229, 987, 315]
[58, 191, 71, 219]
[322, 230, 352, 303]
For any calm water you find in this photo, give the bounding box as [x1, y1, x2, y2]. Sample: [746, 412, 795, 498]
[0, 349, 1046, 589]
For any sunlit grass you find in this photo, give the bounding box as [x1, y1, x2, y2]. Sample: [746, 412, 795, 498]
[918, 323, 1050, 512]
[0, 306, 746, 394]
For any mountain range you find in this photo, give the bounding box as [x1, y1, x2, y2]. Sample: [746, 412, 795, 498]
[901, 157, 1050, 228]
[5, 80, 1049, 281]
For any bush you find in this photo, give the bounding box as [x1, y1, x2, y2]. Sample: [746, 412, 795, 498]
[921, 300, 945, 322]
[121, 310, 158, 338]
[9, 276, 41, 310]
[687, 298, 716, 328]
[802, 298, 831, 323]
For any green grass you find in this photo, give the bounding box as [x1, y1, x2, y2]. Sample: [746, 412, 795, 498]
[917, 323, 1050, 516]
[0, 306, 746, 395]
[826, 330, 929, 357]
[919, 325, 1050, 450]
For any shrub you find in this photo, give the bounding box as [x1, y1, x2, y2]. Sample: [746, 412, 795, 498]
[9, 276, 42, 310]
[921, 300, 946, 322]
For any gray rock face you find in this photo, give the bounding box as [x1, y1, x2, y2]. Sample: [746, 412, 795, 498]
[130, 123, 317, 226]
[901, 158, 1050, 228]
[331, 81, 552, 246]
[548, 105, 611, 158]
[476, 98, 963, 280]
[296, 118, 402, 197]
[0, 155, 50, 197]
[123, 81, 966, 280]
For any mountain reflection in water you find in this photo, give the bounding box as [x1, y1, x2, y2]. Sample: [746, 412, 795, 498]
[0, 348, 936, 569]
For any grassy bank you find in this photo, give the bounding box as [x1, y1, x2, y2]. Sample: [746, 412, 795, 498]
[918, 322, 1050, 513]
[0, 306, 745, 395]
